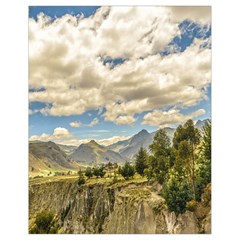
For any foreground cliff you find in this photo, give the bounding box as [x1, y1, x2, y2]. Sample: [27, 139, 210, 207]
[29, 177, 211, 234]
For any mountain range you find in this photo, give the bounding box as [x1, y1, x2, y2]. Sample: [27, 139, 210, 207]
[70, 140, 127, 165]
[29, 119, 209, 173]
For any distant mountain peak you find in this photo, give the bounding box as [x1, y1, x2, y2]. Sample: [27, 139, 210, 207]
[195, 119, 209, 129]
[139, 129, 149, 134]
[70, 139, 127, 165]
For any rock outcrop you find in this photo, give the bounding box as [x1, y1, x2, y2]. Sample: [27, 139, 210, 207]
[29, 179, 211, 234]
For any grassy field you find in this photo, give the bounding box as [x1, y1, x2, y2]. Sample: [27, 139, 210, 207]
[29, 171, 149, 187]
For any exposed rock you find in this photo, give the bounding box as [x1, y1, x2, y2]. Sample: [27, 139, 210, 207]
[134, 201, 156, 233]
[174, 211, 199, 234]
[29, 179, 209, 234]
[151, 181, 163, 195]
[203, 212, 211, 233]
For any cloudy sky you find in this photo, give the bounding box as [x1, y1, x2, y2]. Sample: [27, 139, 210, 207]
[29, 6, 211, 146]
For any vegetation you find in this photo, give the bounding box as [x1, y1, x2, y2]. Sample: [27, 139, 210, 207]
[173, 119, 200, 200]
[85, 167, 93, 179]
[93, 166, 106, 178]
[131, 119, 211, 214]
[30, 210, 58, 234]
[118, 162, 135, 180]
[148, 129, 172, 184]
[77, 169, 86, 186]
[135, 147, 148, 176]
[163, 177, 192, 214]
[30, 119, 211, 216]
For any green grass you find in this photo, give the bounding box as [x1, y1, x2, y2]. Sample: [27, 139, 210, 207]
[29, 171, 149, 187]
[29, 174, 79, 185]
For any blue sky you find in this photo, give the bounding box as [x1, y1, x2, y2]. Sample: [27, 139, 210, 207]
[29, 6, 211, 146]
[29, 6, 100, 19]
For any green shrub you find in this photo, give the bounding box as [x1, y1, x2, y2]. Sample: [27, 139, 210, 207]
[85, 167, 93, 179]
[163, 178, 192, 214]
[30, 210, 58, 234]
[93, 166, 106, 178]
[119, 162, 135, 180]
[77, 169, 85, 186]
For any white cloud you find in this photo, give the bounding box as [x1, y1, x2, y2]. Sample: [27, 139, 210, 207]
[143, 108, 206, 128]
[89, 130, 110, 133]
[169, 7, 211, 24]
[115, 115, 136, 125]
[69, 118, 99, 128]
[53, 127, 71, 138]
[87, 117, 99, 127]
[29, 7, 211, 125]
[29, 127, 72, 142]
[29, 126, 130, 147]
[69, 121, 82, 128]
[97, 136, 130, 146]
[29, 133, 51, 141]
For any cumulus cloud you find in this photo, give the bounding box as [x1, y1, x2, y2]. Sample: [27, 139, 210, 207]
[69, 121, 82, 128]
[143, 108, 206, 128]
[29, 127, 72, 142]
[53, 127, 71, 138]
[115, 115, 136, 125]
[29, 7, 211, 125]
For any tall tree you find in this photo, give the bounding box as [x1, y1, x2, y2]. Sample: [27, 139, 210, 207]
[149, 129, 172, 184]
[202, 120, 211, 163]
[197, 120, 211, 195]
[135, 147, 148, 176]
[173, 119, 200, 200]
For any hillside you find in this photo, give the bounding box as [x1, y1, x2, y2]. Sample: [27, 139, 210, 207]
[29, 141, 79, 175]
[57, 144, 77, 155]
[70, 140, 127, 166]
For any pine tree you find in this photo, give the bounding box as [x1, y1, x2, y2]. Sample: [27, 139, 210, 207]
[149, 129, 172, 184]
[135, 147, 148, 176]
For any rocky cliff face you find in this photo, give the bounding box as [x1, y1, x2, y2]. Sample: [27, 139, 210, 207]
[29, 179, 211, 234]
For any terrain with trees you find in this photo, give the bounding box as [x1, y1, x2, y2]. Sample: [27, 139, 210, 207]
[76, 119, 211, 214]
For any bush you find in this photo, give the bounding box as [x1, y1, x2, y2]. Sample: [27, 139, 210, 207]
[30, 210, 58, 234]
[119, 162, 135, 180]
[85, 167, 93, 179]
[93, 166, 106, 178]
[77, 169, 85, 186]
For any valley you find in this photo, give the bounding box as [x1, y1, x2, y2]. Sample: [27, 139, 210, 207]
[29, 119, 211, 234]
